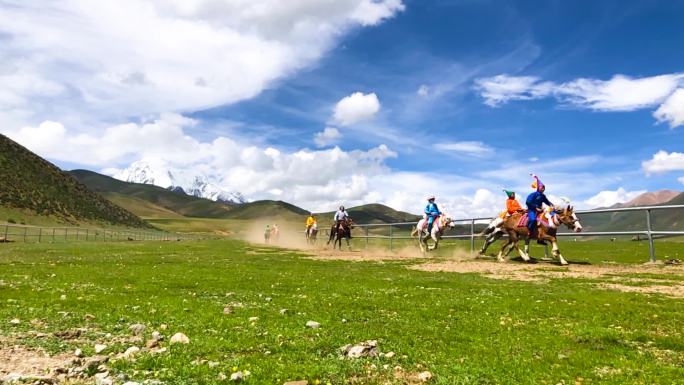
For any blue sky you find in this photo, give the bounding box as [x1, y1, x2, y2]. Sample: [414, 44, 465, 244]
[2, 0, 683, 214]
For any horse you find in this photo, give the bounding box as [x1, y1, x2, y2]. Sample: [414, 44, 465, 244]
[410, 214, 456, 252]
[327, 218, 353, 250]
[498, 206, 582, 265]
[306, 222, 318, 245]
[478, 216, 506, 256]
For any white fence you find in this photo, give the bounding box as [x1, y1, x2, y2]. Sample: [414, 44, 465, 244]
[351, 204, 684, 262]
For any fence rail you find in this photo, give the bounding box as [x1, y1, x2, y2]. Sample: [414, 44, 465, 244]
[0, 224, 180, 243]
[351, 204, 684, 262]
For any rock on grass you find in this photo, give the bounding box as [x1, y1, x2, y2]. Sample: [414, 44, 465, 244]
[169, 332, 190, 344]
[305, 321, 320, 329]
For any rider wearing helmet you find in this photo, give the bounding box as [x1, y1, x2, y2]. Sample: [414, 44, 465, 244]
[424, 195, 441, 233]
[526, 174, 554, 244]
[334, 205, 349, 235]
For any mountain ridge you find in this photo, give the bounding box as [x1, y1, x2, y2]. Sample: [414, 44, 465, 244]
[0, 134, 148, 227]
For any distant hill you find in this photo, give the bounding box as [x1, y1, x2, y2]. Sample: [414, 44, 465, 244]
[582, 191, 684, 232]
[69, 170, 234, 218]
[319, 203, 420, 225]
[222, 200, 309, 221]
[0, 134, 148, 227]
[608, 190, 681, 208]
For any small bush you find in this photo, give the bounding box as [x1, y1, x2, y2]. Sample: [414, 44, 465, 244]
[7, 218, 16, 224]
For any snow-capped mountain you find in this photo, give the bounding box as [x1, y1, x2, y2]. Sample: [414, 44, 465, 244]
[113, 160, 246, 204]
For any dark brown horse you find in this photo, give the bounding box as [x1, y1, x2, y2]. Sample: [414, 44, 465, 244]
[327, 218, 353, 250]
[498, 206, 582, 265]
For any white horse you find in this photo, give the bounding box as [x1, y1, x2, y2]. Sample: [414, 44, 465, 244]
[306, 222, 318, 245]
[478, 216, 506, 255]
[410, 214, 456, 252]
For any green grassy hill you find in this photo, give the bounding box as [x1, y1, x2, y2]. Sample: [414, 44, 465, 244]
[319, 203, 420, 225]
[222, 200, 309, 220]
[0, 134, 148, 227]
[69, 170, 233, 218]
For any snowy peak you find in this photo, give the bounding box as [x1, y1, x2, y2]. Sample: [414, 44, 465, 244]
[113, 161, 246, 204]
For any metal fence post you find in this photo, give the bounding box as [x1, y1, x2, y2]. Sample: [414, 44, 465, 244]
[389, 224, 393, 252]
[52, 228, 55, 242]
[365, 226, 369, 249]
[3, 225, 8, 241]
[86, 229, 89, 241]
[646, 209, 655, 263]
[470, 219, 475, 254]
[23, 227, 27, 242]
[38, 228, 42, 243]
[65, 228, 68, 241]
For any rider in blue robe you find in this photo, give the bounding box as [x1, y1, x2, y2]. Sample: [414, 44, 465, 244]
[526, 174, 553, 244]
[425, 195, 441, 233]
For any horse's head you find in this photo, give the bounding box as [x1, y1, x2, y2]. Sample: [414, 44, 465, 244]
[440, 214, 456, 229]
[555, 205, 582, 232]
[346, 217, 354, 228]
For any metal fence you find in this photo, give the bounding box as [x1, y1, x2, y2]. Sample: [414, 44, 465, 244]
[0, 224, 179, 243]
[352, 204, 684, 262]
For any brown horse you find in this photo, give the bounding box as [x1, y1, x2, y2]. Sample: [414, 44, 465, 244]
[498, 206, 582, 265]
[327, 218, 353, 250]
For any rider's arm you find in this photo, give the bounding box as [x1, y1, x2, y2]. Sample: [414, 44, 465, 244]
[542, 194, 553, 207]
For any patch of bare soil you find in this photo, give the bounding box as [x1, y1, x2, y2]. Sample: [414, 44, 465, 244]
[303, 246, 431, 262]
[598, 282, 684, 298]
[410, 258, 684, 297]
[0, 343, 74, 380]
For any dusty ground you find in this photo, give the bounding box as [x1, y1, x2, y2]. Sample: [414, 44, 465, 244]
[290, 244, 684, 298]
[0, 342, 75, 381]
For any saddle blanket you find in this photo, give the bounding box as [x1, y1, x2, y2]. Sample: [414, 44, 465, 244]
[516, 215, 529, 228]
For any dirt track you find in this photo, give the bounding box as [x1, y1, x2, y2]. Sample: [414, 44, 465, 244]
[299, 246, 684, 298]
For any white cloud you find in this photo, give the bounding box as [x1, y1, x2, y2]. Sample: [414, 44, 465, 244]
[314, 127, 342, 147]
[583, 188, 646, 209]
[475, 73, 684, 126]
[642, 150, 684, 175]
[653, 89, 684, 128]
[332, 92, 381, 126]
[0, 1, 403, 126]
[474, 75, 554, 107]
[435, 141, 494, 157]
[678, 176, 684, 185]
[417, 84, 430, 98]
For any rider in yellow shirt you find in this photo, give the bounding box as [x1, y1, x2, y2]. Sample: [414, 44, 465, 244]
[305, 214, 316, 237]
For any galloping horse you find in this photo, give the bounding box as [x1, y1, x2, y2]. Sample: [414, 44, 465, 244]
[306, 222, 318, 245]
[498, 206, 582, 265]
[327, 218, 353, 250]
[478, 216, 507, 256]
[410, 214, 456, 252]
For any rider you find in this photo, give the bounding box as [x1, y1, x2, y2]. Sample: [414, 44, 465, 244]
[504, 189, 523, 215]
[526, 174, 554, 244]
[306, 213, 316, 236]
[334, 205, 349, 236]
[424, 195, 441, 233]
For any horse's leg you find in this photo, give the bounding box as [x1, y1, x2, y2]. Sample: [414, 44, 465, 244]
[346, 236, 351, 251]
[497, 232, 513, 262]
[418, 233, 426, 253]
[511, 231, 529, 262]
[428, 233, 439, 251]
[550, 239, 568, 265]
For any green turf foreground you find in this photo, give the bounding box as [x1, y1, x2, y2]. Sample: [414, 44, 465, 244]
[1, 240, 682, 384]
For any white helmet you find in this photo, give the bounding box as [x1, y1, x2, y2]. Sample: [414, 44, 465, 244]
[427, 195, 436, 201]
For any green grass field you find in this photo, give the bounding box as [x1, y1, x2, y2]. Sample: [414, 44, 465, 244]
[1, 239, 682, 384]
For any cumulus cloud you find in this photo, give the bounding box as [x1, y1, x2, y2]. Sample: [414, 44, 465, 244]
[583, 188, 646, 209]
[679, 176, 684, 185]
[435, 141, 494, 157]
[417, 84, 430, 98]
[475, 73, 684, 127]
[653, 89, 684, 128]
[314, 127, 342, 147]
[332, 92, 381, 126]
[642, 150, 684, 175]
[0, 0, 404, 126]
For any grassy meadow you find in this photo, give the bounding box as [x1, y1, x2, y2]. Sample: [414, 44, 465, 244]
[1, 238, 683, 384]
